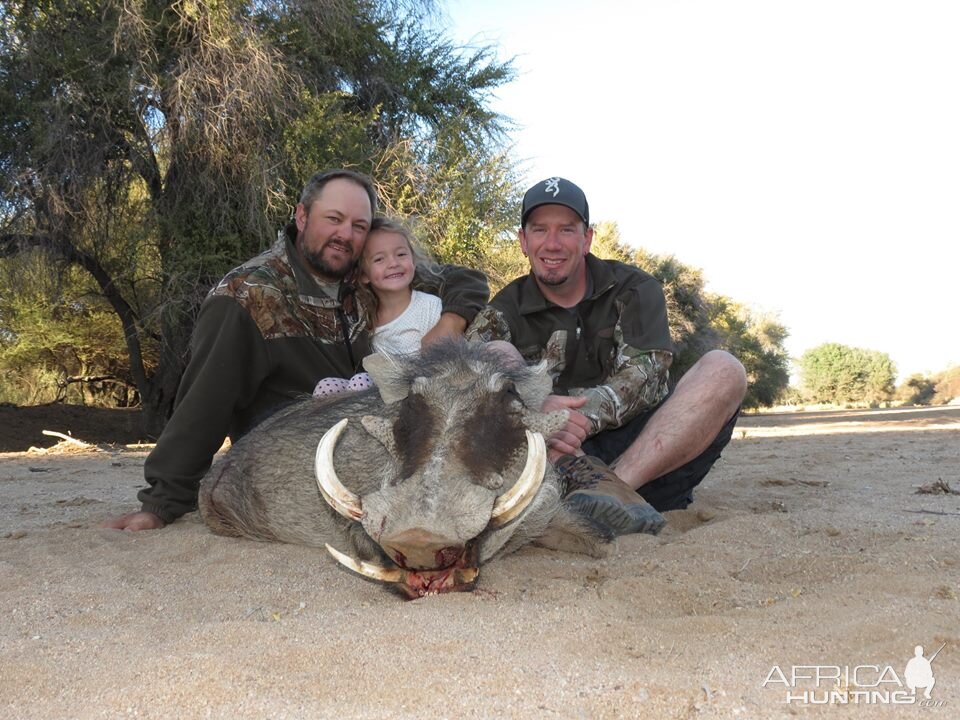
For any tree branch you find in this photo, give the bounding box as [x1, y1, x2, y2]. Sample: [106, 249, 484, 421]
[0, 231, 151, 392]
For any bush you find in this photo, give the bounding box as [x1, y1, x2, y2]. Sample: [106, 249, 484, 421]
[932, 366, 960, 405]
[798, 343, 896, 406]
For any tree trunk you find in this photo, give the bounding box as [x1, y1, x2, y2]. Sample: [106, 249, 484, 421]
[138, 310, 194, 439]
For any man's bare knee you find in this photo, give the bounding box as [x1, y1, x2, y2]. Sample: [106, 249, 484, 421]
[673, 350, 747, 419]
[688, 350, 746, 393]
[706, 350, 747, 391]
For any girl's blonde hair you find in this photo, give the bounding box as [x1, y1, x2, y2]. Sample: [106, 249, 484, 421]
[355, 217, 441, 330]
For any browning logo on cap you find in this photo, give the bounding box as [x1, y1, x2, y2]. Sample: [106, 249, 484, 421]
[521, 177, 590, 226]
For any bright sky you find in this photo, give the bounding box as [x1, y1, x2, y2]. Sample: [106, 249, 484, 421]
[445, 0, 959, 382]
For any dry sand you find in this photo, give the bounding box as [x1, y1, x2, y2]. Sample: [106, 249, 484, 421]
[2, 406, 958, 719]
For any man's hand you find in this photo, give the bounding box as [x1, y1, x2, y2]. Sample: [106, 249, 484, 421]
[421, 312, 467, 347]
[541, 395, 591, 463]
[102, 511, 166, 532]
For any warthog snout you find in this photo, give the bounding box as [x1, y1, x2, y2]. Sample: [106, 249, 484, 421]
[381, 527, 465, 570]
[198, 340, 611, 599]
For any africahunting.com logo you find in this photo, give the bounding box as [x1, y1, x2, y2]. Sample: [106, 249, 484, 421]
[762, 643, 946, 706]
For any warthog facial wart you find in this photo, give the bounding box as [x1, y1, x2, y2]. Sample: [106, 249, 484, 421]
[198, 340, 610, 598]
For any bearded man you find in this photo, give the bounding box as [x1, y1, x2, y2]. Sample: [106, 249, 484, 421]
[106, 169, 487, 531]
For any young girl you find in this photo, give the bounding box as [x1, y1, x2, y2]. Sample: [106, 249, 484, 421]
[356, 217, 442, 356]
[312, 218, 442, 398]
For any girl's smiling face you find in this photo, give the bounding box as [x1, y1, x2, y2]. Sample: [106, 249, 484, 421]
[360, 230, 416, 294]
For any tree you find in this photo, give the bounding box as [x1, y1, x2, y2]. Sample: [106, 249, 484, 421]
[1, 0, 516, 433]
[709, 298, 790, 408]
[589, 221, 635, 264]
[1, 0, 305, 431]
[592, 222, 718, 379]
[592, 222, 790, 404]
[798, 343, 896, 406]
[931, 365, 960, 405]
[374, 118, 522, 269]
[895, 374, 937, 405]
[0, 246, 135, 405]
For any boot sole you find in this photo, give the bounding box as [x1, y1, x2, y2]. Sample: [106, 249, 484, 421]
[566, 493, 666, 536]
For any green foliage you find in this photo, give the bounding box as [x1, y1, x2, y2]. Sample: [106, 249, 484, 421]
[0, 366, 62, 406]
[628, 248, 716, 381]
[590, 221, 635, 264]
[931, 365, 960, 405]
[280, 92, 381, 201]
[592, 222, 790, 403]
[798, 343, 897, 406]
[0, 250, 139, 405]
[1, 0, 517, 431]
[0, 0, 795, 419]
[592, 222, 721, 379]
[374, 118, 522, 269]
[481, 234, 528, 294]
[895, 374, 937, 405]
[893, 365, 960, 406]
[709, 298, 790, 409]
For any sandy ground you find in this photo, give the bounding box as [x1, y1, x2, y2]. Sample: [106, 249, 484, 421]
[1, 406, 959, 719]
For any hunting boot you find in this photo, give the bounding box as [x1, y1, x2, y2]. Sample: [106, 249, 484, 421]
[556, 454, 666, 536]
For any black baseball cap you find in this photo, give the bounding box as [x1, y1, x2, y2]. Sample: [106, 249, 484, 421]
[521, 177, 590, 227]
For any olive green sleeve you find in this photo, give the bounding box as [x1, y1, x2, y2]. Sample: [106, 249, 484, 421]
[139, 298, 269, 522]
[568, 277, 673, 434]
[413, 264, 490, 325]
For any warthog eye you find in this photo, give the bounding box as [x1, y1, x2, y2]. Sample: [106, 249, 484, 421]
[504, 383, 523, 403]
[503, 385, 530, 420]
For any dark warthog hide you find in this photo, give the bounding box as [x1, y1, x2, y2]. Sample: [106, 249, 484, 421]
[198, 340, 608, 597]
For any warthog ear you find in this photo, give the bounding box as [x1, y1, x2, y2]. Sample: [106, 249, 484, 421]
[362, 353, 409, 404]
[514, 359, 554, 410]
[360, 414, 397, 455]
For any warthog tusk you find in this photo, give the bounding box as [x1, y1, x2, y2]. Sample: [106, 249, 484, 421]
[315, 419, 363, 520]
[325, 543, 404, 584]
[489, 430, 546, 527]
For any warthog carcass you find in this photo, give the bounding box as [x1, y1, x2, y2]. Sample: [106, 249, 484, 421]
[198, 340, 609, 597]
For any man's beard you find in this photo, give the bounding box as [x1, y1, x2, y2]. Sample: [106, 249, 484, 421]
[301, 242, 357, 280]
[534, 269, 569, 287]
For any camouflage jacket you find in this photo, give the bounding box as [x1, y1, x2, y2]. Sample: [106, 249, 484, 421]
[466, 254, 673, 436]
[140, 233, 489, 522]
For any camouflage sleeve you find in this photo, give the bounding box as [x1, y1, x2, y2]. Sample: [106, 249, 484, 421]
[568, 347, 673, 435]
[412, 264, 490, 325]
[464, 305, 513, 344]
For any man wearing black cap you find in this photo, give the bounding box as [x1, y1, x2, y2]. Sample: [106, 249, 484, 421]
[467, 176, 747, 536]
